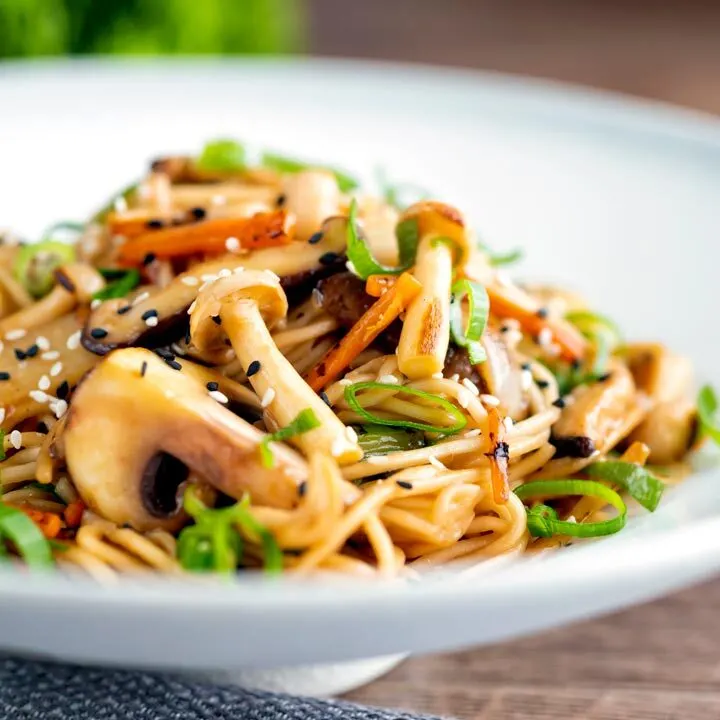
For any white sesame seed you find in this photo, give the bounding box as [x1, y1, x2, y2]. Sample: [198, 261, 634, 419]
[337, 379, 352, 387]
[217, 268, 232, 278]
[377, 374, 399, 385]
[503, 416, 515, 431]
[546, 343, 562, 358]
[38, 375, 51, 391]
[0, 408, 5, 424]
[345, 426, 358, 443]
[225, 237, 241, 252]
[429, 455, 447, 470]
[145, 316, 159, 328]
[463, 428, 482, 438]
[5, 329, 26, 341]
[9, 430, 21, 449]
[260, 388, 276, 408]
[456, 389, 471, 408]
[461, 378, 480, 396]
[537, 327, 553, 347]
[66, 330, 81, 350]
[431, 372, 444, 379]
[181, 276, 199, 288]
[521, 370, 533, 392]
[51, 399, 68, 419]
[29, 390, 49, 404]
[201, 274, 217, 283]
[90, 299, 102, 310]
[566, 515, 577, 524]
[331, 436, 346, 457]
[346, 260, 358, 275]
[449, 373, 460, 383]
[187, 300, 197, 315]
[133, 291, 150, 305]
[480, 393, 500, 407]
[42, 351, 60, 361]
[212, 194, 227, 206]
[209, 390, 229, 404]
[50, 362, 63, 377]
[35, 336, 50, 351]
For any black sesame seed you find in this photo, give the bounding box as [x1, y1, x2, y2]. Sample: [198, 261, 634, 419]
[14, 349, 26, 361]
[319, 391, 331, 407]
[36, 421, 49, 434]
[55, 272, 75, 293]
[190, 207, 206, 220]
[276, 193, 287, 207]
[537, 379, 550, 389]
[0, 372, 10, 381]
[597, 372, 613, 382]
[166, 359, 182, 371]
[140, 362, 148, 378]
[56, 380, 70, 399]
[211, 315, 222, 326]
[117, 305, 132, 315]
[155, 348, 174, 360]
[396, 480, 413, 490]
[25, 344, 39, 358]
[536, 307, 549, 319]
[141, 309, 158, 321]
[571, 359, 582, 371]
[521, 362, 531, 371]
[90, 328, 108, 339]
[185, 326, 191, 344]
[142, 252, 157, 266]
[146, 219, 164, 229]
[298, 481, 308, 497]
[552, 397, 566, 409]
[500, 325, 511, 333]
[308, 232, 323, 245]
[319, 251, 340, 266]
[206, 381, 219, 392]
[247, 360, 261, 377]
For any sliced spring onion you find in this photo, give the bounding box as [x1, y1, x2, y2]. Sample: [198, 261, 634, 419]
[13, 240, 77, 298]
[92, 268, 141, 301]
[344, 382, 467, 435]
[566, 310, 622, 377]
[515, 479, 627, 538]
[261, 152, 358, 193]
[450, 279, 489, 365]
[177, 487, 281, 574]
[476, 240, 523, 267]
[586, 461, 665, 512]
[346, 198, 420, 280]
[697, 384, 720, 446]
[355, 424, 426, 456]
[0, 503, 53, 568]
[258, 409, 321, 468]
[197, 138, 247, 172]
[0, 430, 5, 462]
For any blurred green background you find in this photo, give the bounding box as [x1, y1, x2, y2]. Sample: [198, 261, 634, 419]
[0, 0, 303, 57]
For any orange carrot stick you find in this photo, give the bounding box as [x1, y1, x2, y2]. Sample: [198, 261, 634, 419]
[365, 274, 397, 298]
[19, 508, 63, 539]
[486, 406, 509, 504]
[117, 211, 295, 264]
[486, 285, 588, 362]
[63, 501, 85, 529]
[107, 209, 172, 240]
[306, 272, 422, 392]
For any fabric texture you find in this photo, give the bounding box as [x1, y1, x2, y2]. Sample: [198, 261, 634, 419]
[0, 656, 443, 720]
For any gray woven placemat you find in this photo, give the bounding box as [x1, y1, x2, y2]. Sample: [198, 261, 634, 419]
[0, 656, 444, 719]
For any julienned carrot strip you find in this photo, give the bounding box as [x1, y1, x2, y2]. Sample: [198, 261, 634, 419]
[117, 211, 295, 264]
[365, 274, 397, 298]
[486, 285, 588, 362]
[486, 406, 509, 504]
[19, 508, 63, 539]
[107, 210, 171, 240]
[64, 501, 85, 529]
[306, 272, 422, 392]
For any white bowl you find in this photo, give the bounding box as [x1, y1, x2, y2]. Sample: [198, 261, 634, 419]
[1, 59, 719, 690]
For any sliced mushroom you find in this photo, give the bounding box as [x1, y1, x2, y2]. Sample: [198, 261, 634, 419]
[625, 343, 694, 403]
[282, 170, 340, 241]
[64, 348, 308, 532]
[358, 196, 401, 266]
[629, 399, 697, 464]
[478, 329, 529, 421]
[82, 217, 349, 356]
[190, 270, 362, 464]
[398, 201, 470, 378]
[0, 312, 99, 430]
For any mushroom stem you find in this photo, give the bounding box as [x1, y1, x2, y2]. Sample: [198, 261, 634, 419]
[397, 235, 453, 378]
[220, 300, 363, 464]
[0, 285, 74, 335]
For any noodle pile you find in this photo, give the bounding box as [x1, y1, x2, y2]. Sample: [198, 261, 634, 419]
[0, 140, 708, 581]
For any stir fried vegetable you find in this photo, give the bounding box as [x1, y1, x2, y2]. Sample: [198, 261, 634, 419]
[449, 279, 489, 365]
[259, 409, 321, 468]
[355, 425, 426, 456]
[14, 240, 76, 298]
[0, 503, 54, 568]
[697, 385, 720, 446]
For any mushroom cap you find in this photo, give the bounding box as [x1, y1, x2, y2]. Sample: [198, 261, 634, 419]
[190, 270, 288, 356]
[400, 200, 470, 263]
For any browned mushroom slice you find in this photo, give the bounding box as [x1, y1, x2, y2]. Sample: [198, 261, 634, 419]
[64, 348, 308, 533]
[0, 313, 99, 430]
[82, 216, 350, 356]
[629, 399, 697, 464]
[625, 343, 694, 403]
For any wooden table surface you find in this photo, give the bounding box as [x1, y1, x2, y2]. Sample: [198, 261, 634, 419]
[308, 2, 720, 717]
[346, 578, 720, 718]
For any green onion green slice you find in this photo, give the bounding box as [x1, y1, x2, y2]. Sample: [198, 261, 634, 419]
[356, 424, 426, 456]
[0, 503, 53, 568]
[92, 269, 141, 301]
[586, 461, 665, 512]
[697, 384, 720, 446]
[476, 240, 523, 267]
[261, 152, 358, 193]
[259, 409, 321, 468]
[197, 138, 247, 172]
[13, 240, 77, 298]
[450, 279, 489, 365]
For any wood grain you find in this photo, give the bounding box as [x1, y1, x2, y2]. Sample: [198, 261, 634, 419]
[347, 579, 720, 718]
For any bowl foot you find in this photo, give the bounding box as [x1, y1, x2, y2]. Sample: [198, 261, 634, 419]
[191, 653, 406, 697]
